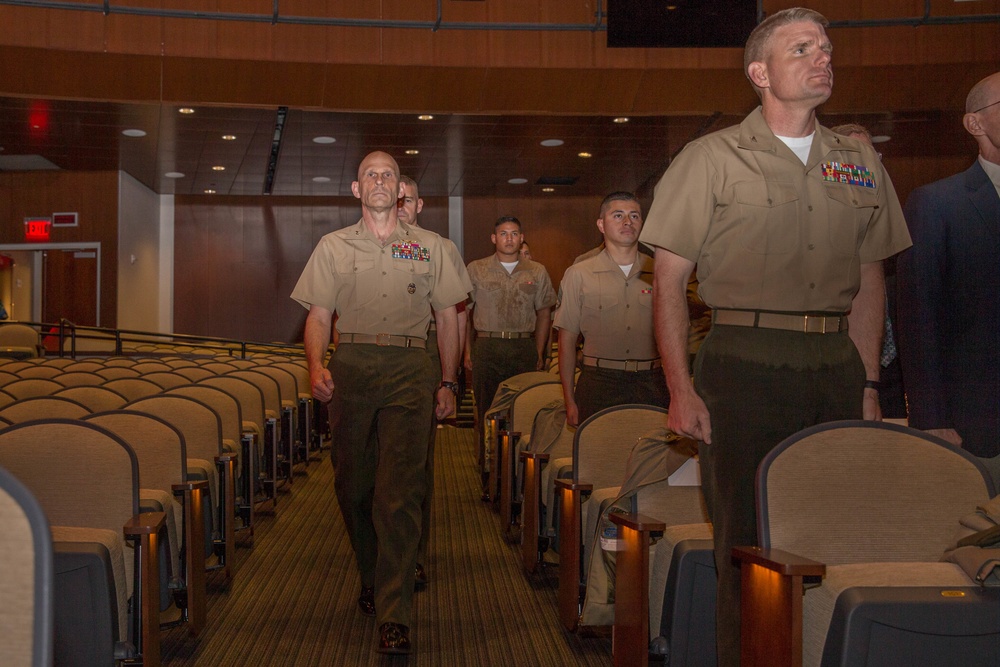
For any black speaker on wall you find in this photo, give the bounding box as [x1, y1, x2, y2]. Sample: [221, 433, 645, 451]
[607, 0, 757, 48]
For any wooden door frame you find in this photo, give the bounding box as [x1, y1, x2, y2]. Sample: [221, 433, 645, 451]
[0, 242, 102, 326]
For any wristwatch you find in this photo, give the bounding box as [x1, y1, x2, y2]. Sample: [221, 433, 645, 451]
[439, 381, 459, 395]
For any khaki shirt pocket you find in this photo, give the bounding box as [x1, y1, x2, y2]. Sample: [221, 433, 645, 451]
[392, 258, 431, 299]
[343, 258, 378, 306]
[583, 290, 620, 312]
[824, 184, 878, 256]
[735, 182, 799, 255]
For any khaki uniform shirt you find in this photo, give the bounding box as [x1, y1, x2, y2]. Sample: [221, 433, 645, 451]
[639, 107, 912, 313]
[425, 232, 473, 324]
[554, 250, 658, 360]
[291, 219, 468, 338]
[466, 256, 556, 332]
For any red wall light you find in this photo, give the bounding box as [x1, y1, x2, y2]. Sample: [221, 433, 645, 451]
[24, 217, 52, 242]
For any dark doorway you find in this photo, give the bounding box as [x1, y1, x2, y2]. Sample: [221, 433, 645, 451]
[42, 249, 99, 326]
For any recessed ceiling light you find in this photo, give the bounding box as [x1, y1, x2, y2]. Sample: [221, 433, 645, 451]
[578, 152, 592, 158]
[871, 135, 891, 144]
[212, 165, 225, 171]
[204, 189, 216, 194]
[165, 172, 185, 179]
[542, 187, 555, 193]
[179, 108, 195, 115]
[221, 134, 236, 141]
[405, 149, 419, 155]
[540, 139, 564, 147]
[313, 136, 336, 144]
[613, 117, 630, 124]
[418, 115, 434, 121]
[122, 129, 146, 137]
[312, 176, 331, 183]
[508, 178, 528, 185]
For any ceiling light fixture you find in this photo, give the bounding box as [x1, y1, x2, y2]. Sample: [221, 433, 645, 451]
[613, 117, 630, 124]
[405, 149, 419, 155]
[871, 135, 891, 143]
[578, 152, 592, 158]
[312, 176, 331, 183]
[221, 134, 236, 141]
[122, 129, 146, 137]
[540, 139, 564, 147]
[508, 178, 528, 185]
[179, 108, 195, 115]
[418, 115, 434, 121]
[212, 165, 225, 171]
[313, 136, 336, 144]
[542, 187, 555, 192]
[204, 189, 216, 194]
[165, 172, 185, 179]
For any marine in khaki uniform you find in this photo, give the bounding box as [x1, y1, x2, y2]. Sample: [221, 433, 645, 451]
[396, 175, 472, 590]
[638, 9, 911, 665]
[464, 216, 557, 477]
[291, 151, 466, 655]
[554, 192, 669, 426]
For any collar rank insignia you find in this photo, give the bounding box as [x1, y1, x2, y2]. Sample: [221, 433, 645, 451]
[821, 161, 876, 189]
[391, 241, 431, 262]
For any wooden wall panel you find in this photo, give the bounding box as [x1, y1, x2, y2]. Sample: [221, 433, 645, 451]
[0, 47, 163, 102]
[105, 0, 164, 56]
[216, 0, 273, 61]
[0, 170, 119, 327]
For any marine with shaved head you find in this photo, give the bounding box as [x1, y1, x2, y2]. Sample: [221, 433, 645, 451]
[292, 151, 466, 654]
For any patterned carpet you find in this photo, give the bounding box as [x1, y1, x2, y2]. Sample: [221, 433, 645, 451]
[162, 426, 612, 666]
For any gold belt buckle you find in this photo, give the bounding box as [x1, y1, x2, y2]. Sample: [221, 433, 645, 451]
[624, 360, 639, 372]
[803, 315, 830, 334]
[376, 333, 391, 346]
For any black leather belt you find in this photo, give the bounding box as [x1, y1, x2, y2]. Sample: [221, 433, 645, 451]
[339, 333, 426, 349]
[713, 310, 848, 334]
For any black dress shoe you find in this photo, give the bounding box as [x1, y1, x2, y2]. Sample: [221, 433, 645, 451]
[377, 622, 411, 655]
[414, 563, 428, 590]
[357, 586, 375, 617]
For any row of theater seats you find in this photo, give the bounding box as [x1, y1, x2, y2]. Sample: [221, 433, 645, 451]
[480, 369, 1000, 667]
[0, 347, 324, 667]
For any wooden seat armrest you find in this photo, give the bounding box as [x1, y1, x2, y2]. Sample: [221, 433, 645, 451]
[554, 478, 593, 493]
[611, 513, 665, 667]
[123, 511, 165, 667]
[610, 512, 665, 535]
[732, 546, 826, 577]
[520, 450, 549, 463]
[171, 480, 210, 493]
[124, 511, 166, 536]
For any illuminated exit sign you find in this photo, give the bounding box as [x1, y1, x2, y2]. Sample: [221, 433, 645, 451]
[24, 217, 52, 242]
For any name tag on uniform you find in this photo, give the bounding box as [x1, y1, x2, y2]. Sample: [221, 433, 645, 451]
[391, 241, 430, 262]
[821, 162, 876, 189]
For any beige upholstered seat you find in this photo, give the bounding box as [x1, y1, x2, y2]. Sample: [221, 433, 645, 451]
[0, 419, 164, 665]
[141, 371, 189, 390]
[101, 377, 163, 401]
[738, 420, 1000, 667]
[37, 357, 75, 369]
[131, 362, 172, 375]
[0, 464, 54, 667]
[172, 366, 214, 382]
[51, 386, 127, 412]
[0, 370, 19, 386]
[12, 365, 61, 379]
[0, 323, 44, 359]
[61, 361, 104, 373]
[50, 371, 103, 388]
[96, 366, 141, 380]
[2, 378, 62, 400]
[0, 396, 90, 423]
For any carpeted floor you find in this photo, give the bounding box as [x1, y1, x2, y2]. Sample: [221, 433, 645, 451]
[162, 426, 612, 666]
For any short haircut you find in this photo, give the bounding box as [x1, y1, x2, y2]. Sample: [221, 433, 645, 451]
[744, 7, 829, 95]
[495, 215, 522, 230]
[398, 174, 419, 196]
[830, 123, 872, 141]
[599, 191, 640, 216]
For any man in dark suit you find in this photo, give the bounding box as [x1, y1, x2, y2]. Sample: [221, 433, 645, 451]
[897, 71, 1000, 458]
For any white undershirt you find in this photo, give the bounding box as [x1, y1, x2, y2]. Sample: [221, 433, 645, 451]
[776, 132, 815, 165]
[619, 263, 633, 277]
[500, 260, 518, 274]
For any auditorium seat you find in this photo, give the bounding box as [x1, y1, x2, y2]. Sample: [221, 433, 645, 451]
[96, 366, 142, 380]
[253, 364, 305, 468]
[227, 369, 289, 487]
[3, 378, 62, 400]
[0, 323, 45, 359]
[0, 463, 54, 667]
[271, 360, 322, 460]
[38, 357, 76, 369]
[553, 404, 669, 632]
[0, 396, 90, 423]
[62, 361, 104, 374]
[13, 365, 61, 379]
[142, 372, 189, 390]
[84, 410, 211, 631]
[132, 362, 173, 375]
[733, 420, 1000, 667]
[51, 371, 104, 388]
[53, 386, 128, 413]
[101, 378, 163, 401]
[0, 370, 18, 387]
[0, 419, 165, 667]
